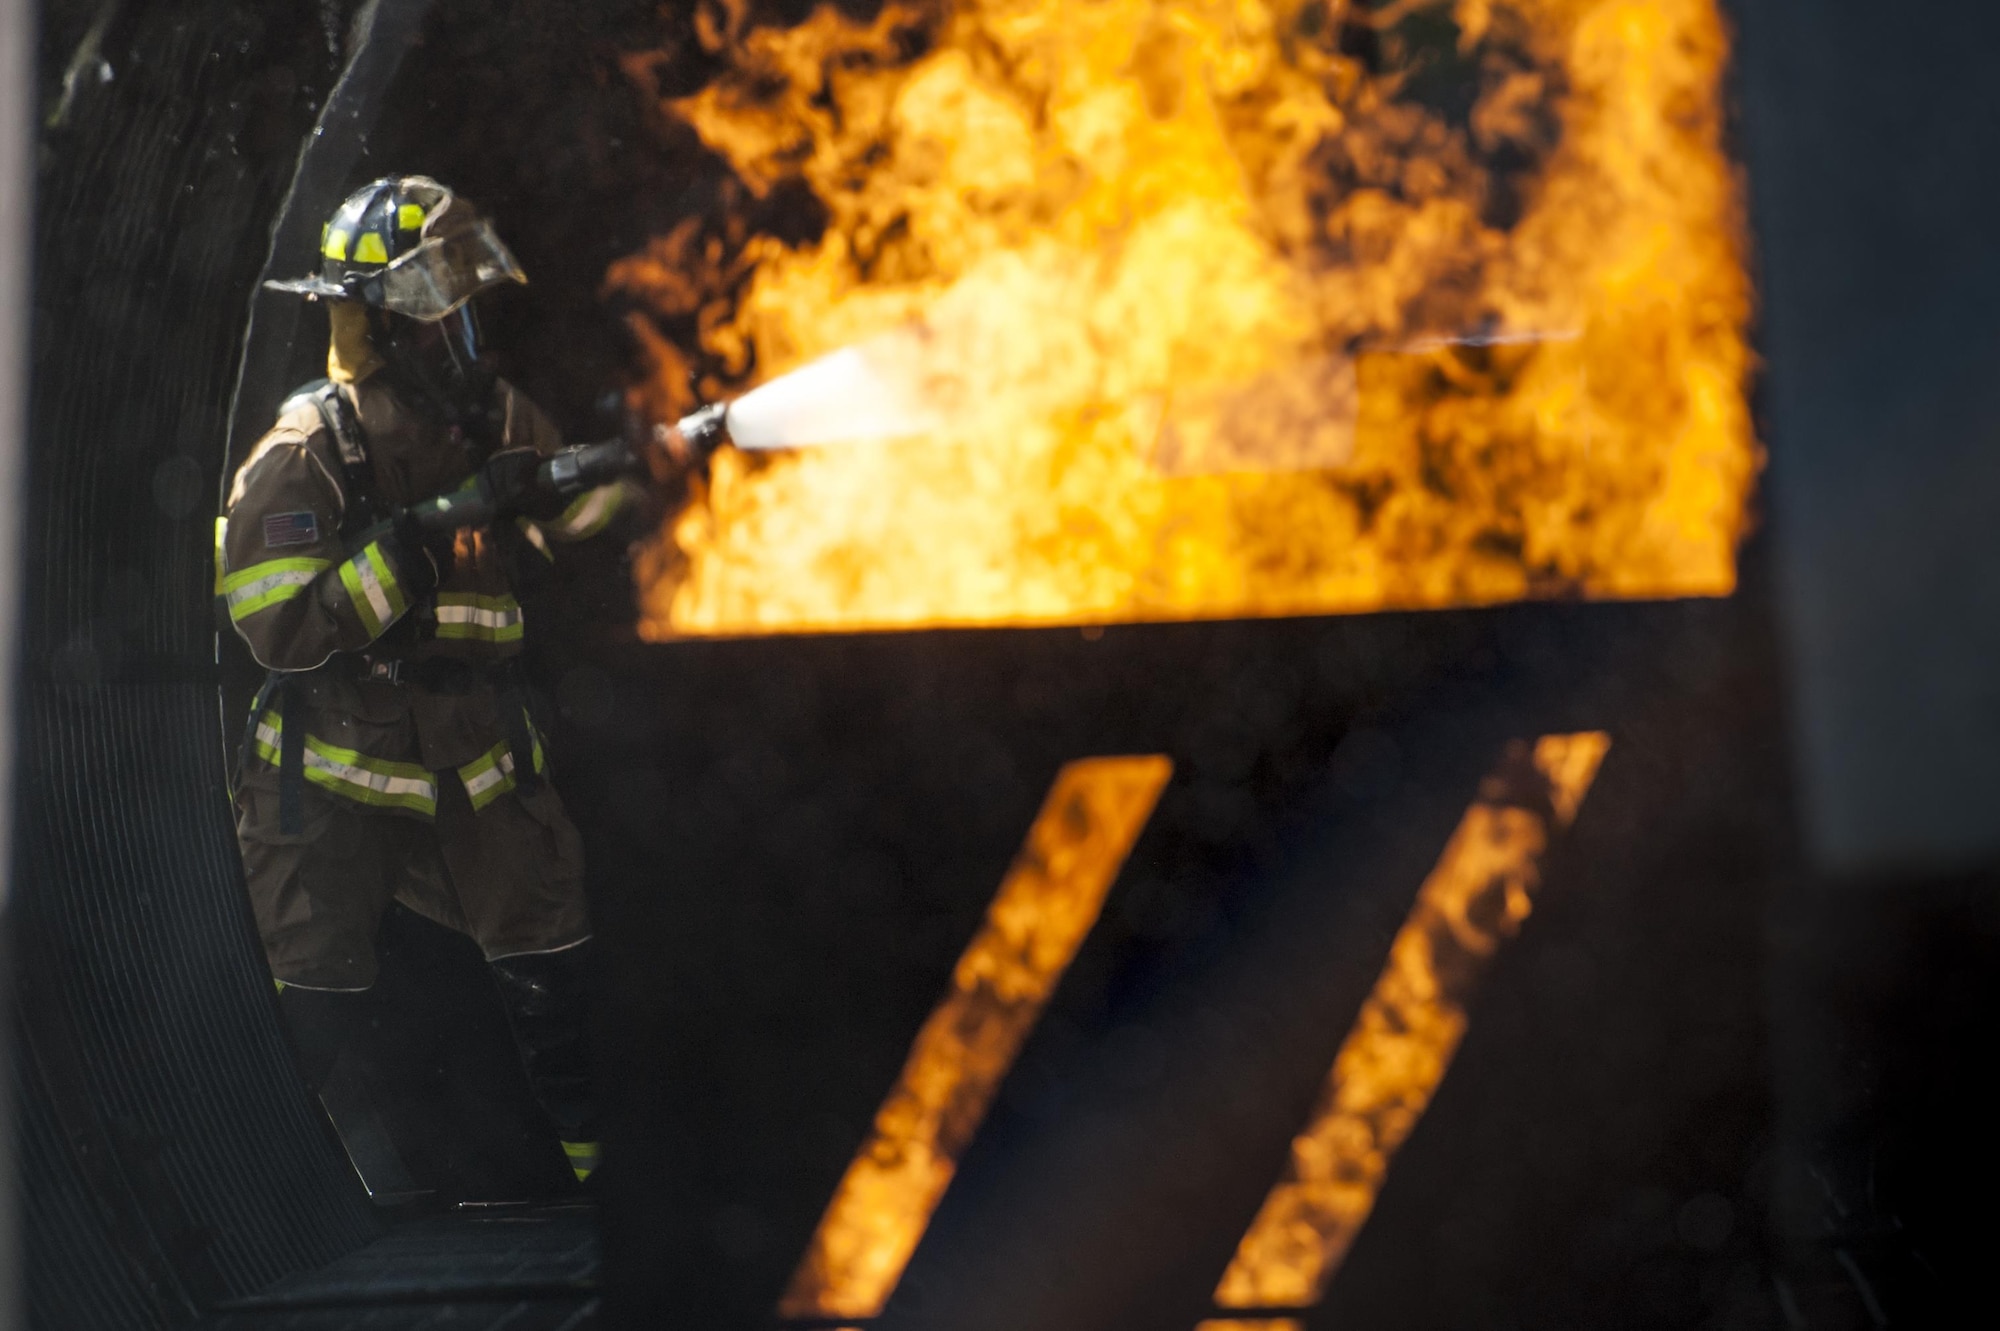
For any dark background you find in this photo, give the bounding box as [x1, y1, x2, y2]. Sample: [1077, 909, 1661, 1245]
[1734, 0, 2000, 873]
[11, 1, 1998, 1328]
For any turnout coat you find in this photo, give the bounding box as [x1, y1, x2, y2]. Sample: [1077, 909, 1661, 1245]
[221, 370, 629, 988]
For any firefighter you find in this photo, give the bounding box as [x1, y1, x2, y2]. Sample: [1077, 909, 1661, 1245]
[224, 176, 633, 1189]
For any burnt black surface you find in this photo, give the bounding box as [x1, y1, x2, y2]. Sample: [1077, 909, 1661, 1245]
[1764, 870, 2000, 1327]
[559, 589, 1790, 1330]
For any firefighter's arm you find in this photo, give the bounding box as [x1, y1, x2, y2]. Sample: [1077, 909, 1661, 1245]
[221, 434, 432, 671]
[499, 382, 647, 544]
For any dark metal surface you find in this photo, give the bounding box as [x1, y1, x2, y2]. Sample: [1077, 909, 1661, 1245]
[1733, 0, 2000, 872]
[1729, 2, 2000, 1319]
[203, 1298, 597, 1331]
[215, 1207, 598, 1312]
[16, 5, 390, 1325]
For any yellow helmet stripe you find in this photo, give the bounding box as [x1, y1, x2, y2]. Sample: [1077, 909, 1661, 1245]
[353, 231, 389, 265]
[322, 228, 350, 261]
[397, 202, 425, 231]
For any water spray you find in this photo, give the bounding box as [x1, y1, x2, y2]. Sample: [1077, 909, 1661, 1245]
[403, 339, 935, 536]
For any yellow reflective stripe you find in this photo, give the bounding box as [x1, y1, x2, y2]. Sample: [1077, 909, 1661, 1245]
[435, 592, 519, 612]
[337, 542, 407, 637]
[224, 556, 332, 622]
[397, 203, 425, 231]
[561, 1140, 601, 1182]
[213, 517, 229, 595]
[457, 740, 517, 811]
[353, 230, 389, 264]
[516, 517, 555, 562]
[456, 723, 547, 812]
[434, 592, 525, 643]
[324, 227, 350, 260]
[252, 714, 437, 816]
[222, 556, 329, 593]
[546, 485, 622, 540]
[434, 621, 526, 643]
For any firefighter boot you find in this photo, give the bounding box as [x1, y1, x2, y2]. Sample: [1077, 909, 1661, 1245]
[489, 944, 600, 1184]
[276, 982, 430, 1203]
[275, 982, 374, 1094]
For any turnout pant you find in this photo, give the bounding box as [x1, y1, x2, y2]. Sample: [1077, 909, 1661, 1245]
[237, 768, 598, 1153]
[237, 767, 590, 991]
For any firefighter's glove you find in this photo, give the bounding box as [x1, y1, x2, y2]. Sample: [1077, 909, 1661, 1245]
[354, 514, 442, 600]
[478, 448, 566, 521]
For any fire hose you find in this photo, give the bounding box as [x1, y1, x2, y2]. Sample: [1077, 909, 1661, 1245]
[403, 401, 731, 535]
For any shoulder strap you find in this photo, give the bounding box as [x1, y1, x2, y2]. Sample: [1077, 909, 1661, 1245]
[300, 381, 383, 535]
[232, 671, 287, 805]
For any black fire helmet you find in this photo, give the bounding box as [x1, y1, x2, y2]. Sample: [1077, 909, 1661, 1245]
[265, 175, 526, 320]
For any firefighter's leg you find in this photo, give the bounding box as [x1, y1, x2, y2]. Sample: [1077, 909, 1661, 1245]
[272, 983, 370, 1092]
[235, 778, 405, 1089]
[489, 941, 600, 1182]
[431, 773, 599, 1180]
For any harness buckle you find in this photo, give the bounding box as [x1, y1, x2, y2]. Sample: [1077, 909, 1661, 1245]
[361, 656, 405, 685]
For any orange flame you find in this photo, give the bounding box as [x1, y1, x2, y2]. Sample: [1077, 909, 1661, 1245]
[613, 0, 1754, 635]
[1208, 732, 1610, 1312]
[780, 755, 1172, 1320]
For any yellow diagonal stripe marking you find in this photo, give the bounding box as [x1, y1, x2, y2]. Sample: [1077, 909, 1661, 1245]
[1208, 732, 1610, 1315]
[779, 754, 1174, 1321]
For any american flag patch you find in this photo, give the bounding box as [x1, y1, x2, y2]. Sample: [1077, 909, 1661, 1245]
[263, 511, 320, 548]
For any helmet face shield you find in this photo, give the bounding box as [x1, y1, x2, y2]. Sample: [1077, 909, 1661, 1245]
[376, 219, 527, 322]
[265, 177, 528, 324]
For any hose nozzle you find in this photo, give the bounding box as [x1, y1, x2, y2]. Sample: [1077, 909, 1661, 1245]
[651, 402, 729, 474]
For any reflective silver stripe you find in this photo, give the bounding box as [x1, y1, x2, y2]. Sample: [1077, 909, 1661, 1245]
[549, 485, 619, 538]
[488, 934, 594, 961]
[351, 547, 394, 627]
[223, 556, 333, 622]
[434, 601, 523, 631]
[461, 745, 517, 808]
[339, 541, 409, 638]
[434, 593, 525, 643]
[516, 517, 553, 560]
[459, 724, 547, 811]
[226, 566, 319, 615]
[254, 719, 437, 813]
